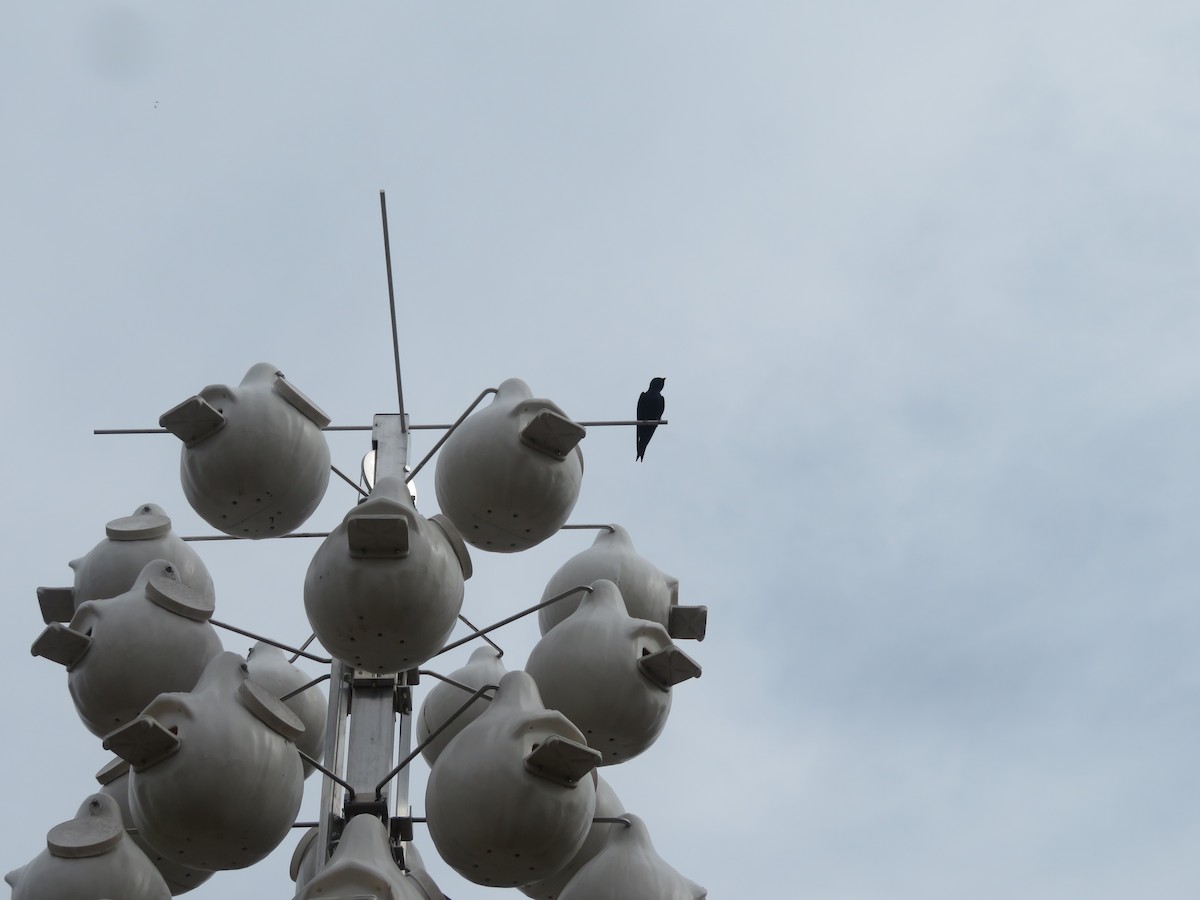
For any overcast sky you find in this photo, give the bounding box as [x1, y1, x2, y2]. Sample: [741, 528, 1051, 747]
[4, 2, 1200, 898]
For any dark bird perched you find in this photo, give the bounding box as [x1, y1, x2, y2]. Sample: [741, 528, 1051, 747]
[636, 377, 666, 461]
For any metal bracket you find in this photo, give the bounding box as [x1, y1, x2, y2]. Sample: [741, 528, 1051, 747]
[389, 816, 414, 844]
[351, 669, 398, 689]
[342, 796, 388, 821]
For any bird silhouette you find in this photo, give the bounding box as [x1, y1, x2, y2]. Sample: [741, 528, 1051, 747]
[636, 377, 666, 461]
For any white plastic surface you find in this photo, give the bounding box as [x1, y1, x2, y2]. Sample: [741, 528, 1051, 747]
[40, 560, 222, 738]
[557, 814, 706, 900]
[65, 503, 214, 612]
[293, 814, 433, 900]
[424, 671, 597, 887]
[105, 513, 171, 541]
[525, 580, 680, 765]
[237, 679, 306, 742]
[519, 777, 625, 900]
[97, 765, 214, 894]
[120, 652, 306, 871]
[304, 476, 465, 673]
[162, 363, 331, 538]
[4, 794, 172, 900]
[434, 378, 585, 553]
[245, 641, 327, 775]
[416, 646, 506, 766]
[538, 525, 678, 634]
[145, 576, 215, 622]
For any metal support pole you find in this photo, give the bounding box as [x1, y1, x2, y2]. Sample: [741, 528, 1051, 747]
[313, 413, 411, 873]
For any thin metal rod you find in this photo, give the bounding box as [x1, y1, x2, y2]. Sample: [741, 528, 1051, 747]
[578, 419, 668, 427]
[374, 684, 497, 797]
[417, 669, 497, 697]
[380, 190, 406, 427]
[406, 387, 498, 482]
[398, 815, 625, 828]
[209, 619, 333, 664]
[593, 816, 633, 827]
[457, 613, 504, 657]
[289, 633, 318, 664]
[332, 463, 369, 498]
[93, 428, 169, 435]
[433, 586, 593, 657]
[94, 426, 374, 435]
[561, 524, 617, 533]
[92, 419, 665, 437]
[298, 749, 356, 800]
[280, 673, 332, 702]
[291, 822, 320, 829]
[182, 532, 330, 542]
[406, 419, 668, 431]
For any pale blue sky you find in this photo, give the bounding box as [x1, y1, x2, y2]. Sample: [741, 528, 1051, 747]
[4, 2, 1200, 897]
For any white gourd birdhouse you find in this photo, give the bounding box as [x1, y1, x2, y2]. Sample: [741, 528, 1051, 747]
[160, 362, 331, 538]
[4, 793, 172, 900]
[557, 814, 706, 900]
[294, 814, 438, 900]
[103, 651, 306, 871]
[416, 645, 506, 766]
[424, 670, 601, 887]
[525, 580, 701, 765]
[538, 525, 677, 635]
[519, 776, 624, 900]
[31, 559, 223, 738]
[402, 842, 449, 900]
[289, 827, 321, 894]
[304, 475, 472, 673]
[434, 378, 585, 553]
[36, 503, 214, 625]
[95, 758, 214, 895]
[245, 641, 327, 775]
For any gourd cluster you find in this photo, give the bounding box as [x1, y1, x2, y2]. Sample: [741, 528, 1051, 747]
[11, 364, 706, 900]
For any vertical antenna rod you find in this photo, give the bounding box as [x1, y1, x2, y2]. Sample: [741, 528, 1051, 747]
[380, 190, 407, 428]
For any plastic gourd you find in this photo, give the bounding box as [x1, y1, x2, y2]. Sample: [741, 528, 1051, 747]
[520, 776, 624, 900]
[434, 378, 585, 552]
[245, 641, 327, 775]
[104, 651, 305, 871]
[159, 362, 331, 538]
[557, 814, 706, 900]
[425, 670, 601, 887]
[31, 560, 223, 738]
[402, 842, 449, 900]
[4, 793, 171, 900]
[294, 814, 436, 900]
[304, 475, 472, 672]
[525, 580, 700, 765]
[538, 525, 677, 635]
[95, 758, 214, 894]
[49, 503, 215, 618]
[416, 645, 506, 766]
[288, 827, 321, 894]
